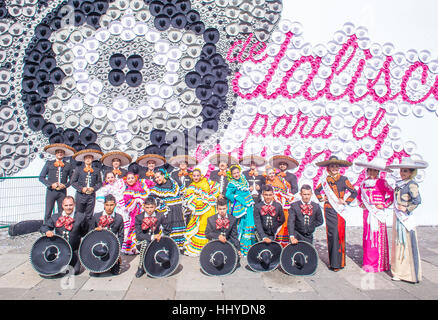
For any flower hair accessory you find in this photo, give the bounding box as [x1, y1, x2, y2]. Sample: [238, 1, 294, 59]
[227, 164, 242, 181]
[158, 168, 170, 180]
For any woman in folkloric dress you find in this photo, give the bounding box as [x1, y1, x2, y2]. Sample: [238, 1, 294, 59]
[183, 168, 220, 256]
[94, 171, 127, 215]
[355, 158, 394, 273]
[225, 164, 256, 256]
[388, 158, 428, 283]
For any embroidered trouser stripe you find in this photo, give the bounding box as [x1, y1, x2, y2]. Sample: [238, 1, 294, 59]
[137, 240, 149, 269]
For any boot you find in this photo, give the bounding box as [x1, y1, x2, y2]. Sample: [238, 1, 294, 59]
[135, 267, 145, 278]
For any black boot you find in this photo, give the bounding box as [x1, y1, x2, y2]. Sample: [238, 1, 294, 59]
[135, 267, 145, 278]
[110, 260, 121, 275]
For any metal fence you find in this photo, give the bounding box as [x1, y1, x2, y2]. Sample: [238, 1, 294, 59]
[0, 176, 47, 226]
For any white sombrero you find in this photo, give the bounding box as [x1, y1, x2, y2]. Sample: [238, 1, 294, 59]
[44, 144, 76, 157]
[208, 153, 239, 166]
[73, 149, 104, 162]
[100, 151, 132, 167]
[136, 154, 166, 167]
[354, 158, 393, 173]
[239, 155, 266, 167]
[168, 155, 198, 167]
[387, 158, 429, 170]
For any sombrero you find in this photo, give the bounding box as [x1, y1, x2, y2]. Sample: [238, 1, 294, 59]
[30, 235, 72, 276]
[200, 240, 238, 276]
[43, 143, 76, 157]
[100, 151, 132, 167]
[73, 148, 104, 162]
[143, 236, 180, 278]
[239, 155, 266, 167]
[316, 155, 352, 167]
[136, 153, 166, 167]
[208, 153, 239, 166]
[387, 158, 429, 169]
[247, 241, 282, 272]
[280, 241, 318, 276]
[168, 154, 198, 167]
[354, 157, 393, 173]
[269, 155, 299, 170]
[79, 229, 121, 273]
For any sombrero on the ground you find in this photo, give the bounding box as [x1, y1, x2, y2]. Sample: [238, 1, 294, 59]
[387, 158, 429, 169]
[247, 241, 282, 272]
[79, 229, 121, 273]
[280, 241, 318, 276]
[30, 235, 72, 276]
[143, 236, 180, 278]
[208, 153, 239, 166]
[100, 151, 132, 167]
[354, 157, 392, 173]
[269, 155, 299, 170]
[136, 153, 166, 167]
[316, 155, 352, 167]
[239, 155, 266, 167]
[43, 143, 76, 157]
[73, 148, 104, 162]
[168, 154, 198, 167]
[200, 240, 238, 276]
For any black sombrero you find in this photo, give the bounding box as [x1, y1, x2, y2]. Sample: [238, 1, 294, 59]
[247, 241, 282, 272]
[143, 236, 180, 278]
[30, 235, 72, 276]
[79, 229, 121, 273]
[200, 240, 238, 276]
[280, 241, 318, 276]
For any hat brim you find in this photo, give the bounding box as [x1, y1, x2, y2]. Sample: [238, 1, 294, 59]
[280, 241, 318, 276]
[101, 151, 132, 167]
[43, 144, 76, 157]
[239, 155, 266, 167]
[315, 159, 352, 167]
[79, 229, 121, 273]
[200, 240, 238, 276]
[168, 155, 198, 167]
[73, 149, 104, 161]
[354, 161, 393, 173]
[208, 154, 239, 166]
[136, 154, 166, 167]
[269, 155, 299, 170]
[143, 236, 180, 278]
[30, 235, 72, 276]
[247, 241, 282, 272]
[387, 159, 428, 170]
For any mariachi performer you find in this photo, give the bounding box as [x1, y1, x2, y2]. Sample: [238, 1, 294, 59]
[288, 184, 324, 244]
[39, 143, 76, 223]
[183, 168, 220, 256]
[71, 148, 104, 221]
[100, 151, 132, 179]
[149, 168, 186, 250]
[269, 155, 299, 195]
[253, 185, 285, 243]
[388, 158, 428, 283]
[137, 153, 166, 183]
[264, 166, 295, 247]
[89, 194, 124, 275]
[134, 196, 171, 278]
[225, 164, 256, 256]
[40, 196, 88, 275]
[240, 155, 266, 204]
[355, 158, 394, 273]
[315, 155, 357, 271]
[209, 153, 239, 200]
[94, 170, 126, 214]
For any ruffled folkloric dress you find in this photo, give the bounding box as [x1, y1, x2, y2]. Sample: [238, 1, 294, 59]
[94, 178, 126, 214]
[225, 175, 256, 256]
[183, 177, 220, 256]
[357, 177, 394, 272]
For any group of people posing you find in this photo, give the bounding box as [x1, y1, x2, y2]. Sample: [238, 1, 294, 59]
[38, 143, 428, 283]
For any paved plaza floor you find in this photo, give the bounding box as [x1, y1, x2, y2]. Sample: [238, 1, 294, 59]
[1, 226, 438, 300]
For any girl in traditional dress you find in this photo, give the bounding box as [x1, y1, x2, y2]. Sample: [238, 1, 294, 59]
[356, 158, 394, 273]
[149, 168, 186, 250]
[225, 164, 256, 256]
[122, 172, 149, 254]
[94, 171, 126, 215]
[183, 168, 220, 256]
[264, 166, 294, 247]
[388, 158, 428, 283]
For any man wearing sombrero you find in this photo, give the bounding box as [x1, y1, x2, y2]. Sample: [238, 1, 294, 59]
[315, 155, 357, 271]
[39, 143, 76, 223]
[169, 154, 197, 191]
[209, 153, 239, 200]
[240, 155, 266, 204]
[136, 153, 166, 183]
[269, 155, 299, 196]
[100, 151, 132, 179]
[71, 148, 104, 221]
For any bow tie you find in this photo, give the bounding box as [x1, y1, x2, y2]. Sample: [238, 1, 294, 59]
[216, 217, 230, 230]
[248, 170, 258, 177]
[218, 170, 227, 177]
[84, 166, 93, 173]
[112, 169, 122, 176]
[178, 170, 189, 177]
[300, 204, 313, 216]
[145, 170, 155, 177]
[278, 172, 287, 177]
[327, 174, 340, 184]
[55, 215, 75, 231]
[261, 205, 276, 217]
[98, 215, 114, 228]
[142, 216, 158, 231]
[54, 160, 64, 168]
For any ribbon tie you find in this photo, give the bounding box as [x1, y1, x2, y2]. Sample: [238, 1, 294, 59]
[300, 204, 313, 216]
[216, 217, 230, 230]
[248, 170, 258, 177]
[178, 170, 189, 177]
[261, 205, 276, 217]
[112, 169, 122, 177]
[142, 216, 158, 231]
[278, 172, 287, 177]
[84, 166, 94, 173]
[55, 215, 75, 231]
[145, 170, 155, 178]
[98, 215, 114, 228]
[54, 160, 64, 168]
[218, 170, 227, 177]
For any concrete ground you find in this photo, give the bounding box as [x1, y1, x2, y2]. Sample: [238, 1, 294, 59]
[1, 226, 438, 300]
